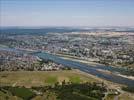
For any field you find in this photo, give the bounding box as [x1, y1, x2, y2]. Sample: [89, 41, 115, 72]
[0, 70, 97, 87]
[1, 70, 134, 100]
[0, 70, 102, 100]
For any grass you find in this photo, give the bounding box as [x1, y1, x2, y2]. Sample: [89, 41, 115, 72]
[33, 91, 57, 100]
[8, 87, 35, 100]
[45, 76, 57, 84]
[0, 87, 35, 100]
[70, 76, 81, 83]
[0, 70, 97, 87]
[1, 71, 134, 100]
[0, 70, 99, 100]
[0, 89, 22, 100]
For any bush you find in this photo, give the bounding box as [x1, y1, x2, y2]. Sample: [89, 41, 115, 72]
[9, 87, 35, 100]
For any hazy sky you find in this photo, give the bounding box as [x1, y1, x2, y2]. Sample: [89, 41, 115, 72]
[0, 0, 134, 27]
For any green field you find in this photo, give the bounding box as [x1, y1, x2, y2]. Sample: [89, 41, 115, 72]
[0, 70, 102, 100]
[1, 71, 133, 100]
[0, 70, 97, 87]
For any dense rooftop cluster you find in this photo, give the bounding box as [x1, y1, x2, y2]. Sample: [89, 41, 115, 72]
[1, 31, 133, 68]
[0, 50, 67, 71]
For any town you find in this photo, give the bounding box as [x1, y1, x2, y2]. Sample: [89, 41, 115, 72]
[0, 30, 134, 73]
[0, 28, 134, 100]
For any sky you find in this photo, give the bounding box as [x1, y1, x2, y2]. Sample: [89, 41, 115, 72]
[0, 0, 134, 27]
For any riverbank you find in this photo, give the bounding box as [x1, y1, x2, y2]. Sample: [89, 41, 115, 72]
[55, 53, 103, 67]
[56, 53, 134, 80]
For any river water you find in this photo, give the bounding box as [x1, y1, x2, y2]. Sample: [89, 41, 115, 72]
[34, 52, 134, 87]
[0, 47, 134, 86]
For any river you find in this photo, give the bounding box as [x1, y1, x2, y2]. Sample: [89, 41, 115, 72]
[0, 47, 134, 86]
[34, 52, 134, 87]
